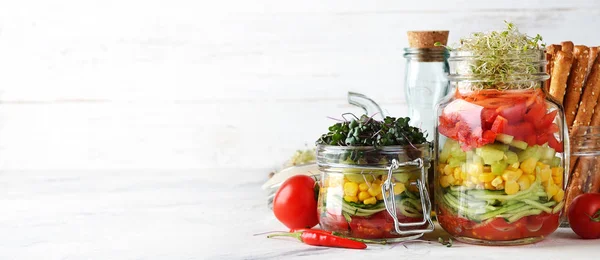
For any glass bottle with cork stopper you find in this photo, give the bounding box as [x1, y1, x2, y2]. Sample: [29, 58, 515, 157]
[404, 30, 450, 140]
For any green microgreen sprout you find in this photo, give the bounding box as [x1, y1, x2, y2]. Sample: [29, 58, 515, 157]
[316, 114, 427, 148]
[441, 21, 546, 90]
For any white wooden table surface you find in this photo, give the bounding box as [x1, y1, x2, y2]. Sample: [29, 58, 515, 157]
[1, 169, 598, 259]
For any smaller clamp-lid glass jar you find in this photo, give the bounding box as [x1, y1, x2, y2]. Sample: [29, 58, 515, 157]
[316, 144, 434, 241]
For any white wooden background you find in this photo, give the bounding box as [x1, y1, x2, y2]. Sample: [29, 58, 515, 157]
[1, 0, 600, 171]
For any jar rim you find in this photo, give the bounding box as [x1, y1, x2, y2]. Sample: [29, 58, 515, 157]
[448, 49, 545, 58]
[316, 143, 432, 169]
[316, 143, 430, 151]
[570, 126, 600, 156]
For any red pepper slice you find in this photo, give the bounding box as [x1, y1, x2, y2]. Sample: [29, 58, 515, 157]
[524, 101, 546, 125]
[536, 110, 558, 130]
[481, 108, 499, 123]
[548, 135, 564, 153]
[547, 123, 560, 134]
[491, 115, 508, 133]
[536, 133, 549, 146]
[525, 134, 537, 147]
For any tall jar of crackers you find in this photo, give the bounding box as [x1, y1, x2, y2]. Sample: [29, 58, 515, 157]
[433, 24, 568, 245]
[545, 43, 600, 227]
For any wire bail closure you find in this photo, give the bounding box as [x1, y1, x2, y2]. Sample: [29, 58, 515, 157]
[381, 158, 435, 236]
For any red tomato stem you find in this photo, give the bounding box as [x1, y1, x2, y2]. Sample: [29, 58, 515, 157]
[587, 210, 600, 222]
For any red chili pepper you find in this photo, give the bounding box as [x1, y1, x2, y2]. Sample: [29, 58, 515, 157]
[290, 228, 387, 245]
[268, 230, 367, 249]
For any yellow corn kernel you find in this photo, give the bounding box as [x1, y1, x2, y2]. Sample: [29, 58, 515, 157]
[467, 163, 484, 176]
[344, 195, 358, 203]
[495, 182, 504, 190]
[460, 170, 468, 181]
[368, 183, 382, 197]
[484, 182, 494, 190]
[440, 176, 450, 187]
[517, 174, 531, 190]
[344, 182, 359, 197]
[373, 179, 382, 186]
[536, 162, 544, 167]
[479, 173, 495, 183]
[502, 169, 523, 182]
[358, 191, 371, 201]
[546, 181, 558, 198]
[505, 180, 520, 195]
[520, 157, 538, 174]
[394, 183, 406, 195]
[444, 165, 454, 176]
[439, 163, 447, 172]
[363, 197, 377, 205]
[540, 168, 552, 182]
[491, 176, 504, 188]
[454, 179, 463, 186]
[510, 162, 520, 169]
[454, 168, 462, 180]
[447, 175, 456, 185]
[470, 176, 480, 184]
[528, 174, 536, 183]
[553, 189, 565, 202]
[552, 167, 564, 185]
[358, 183, 369, 192]
[376, 193, 383, 200]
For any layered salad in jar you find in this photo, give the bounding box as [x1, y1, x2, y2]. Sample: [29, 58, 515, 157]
[434, 22, 566, 244]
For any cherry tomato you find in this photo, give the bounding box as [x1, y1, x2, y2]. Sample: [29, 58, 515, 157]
[273, 175, 319, 229]
[568, 193, 600, 239]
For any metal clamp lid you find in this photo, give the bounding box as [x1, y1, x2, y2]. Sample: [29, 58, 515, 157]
[381, 158, 434, 236]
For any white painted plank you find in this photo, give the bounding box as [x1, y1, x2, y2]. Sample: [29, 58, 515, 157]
[0, 2, 599, 102]
[0, 102, 405, 170]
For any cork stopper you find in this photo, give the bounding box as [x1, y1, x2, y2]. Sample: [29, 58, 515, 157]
[407, 31, 449, 48]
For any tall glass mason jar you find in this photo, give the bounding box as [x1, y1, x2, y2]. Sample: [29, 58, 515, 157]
[434, 50, 568, 245]
[316, 144, 434, 241]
